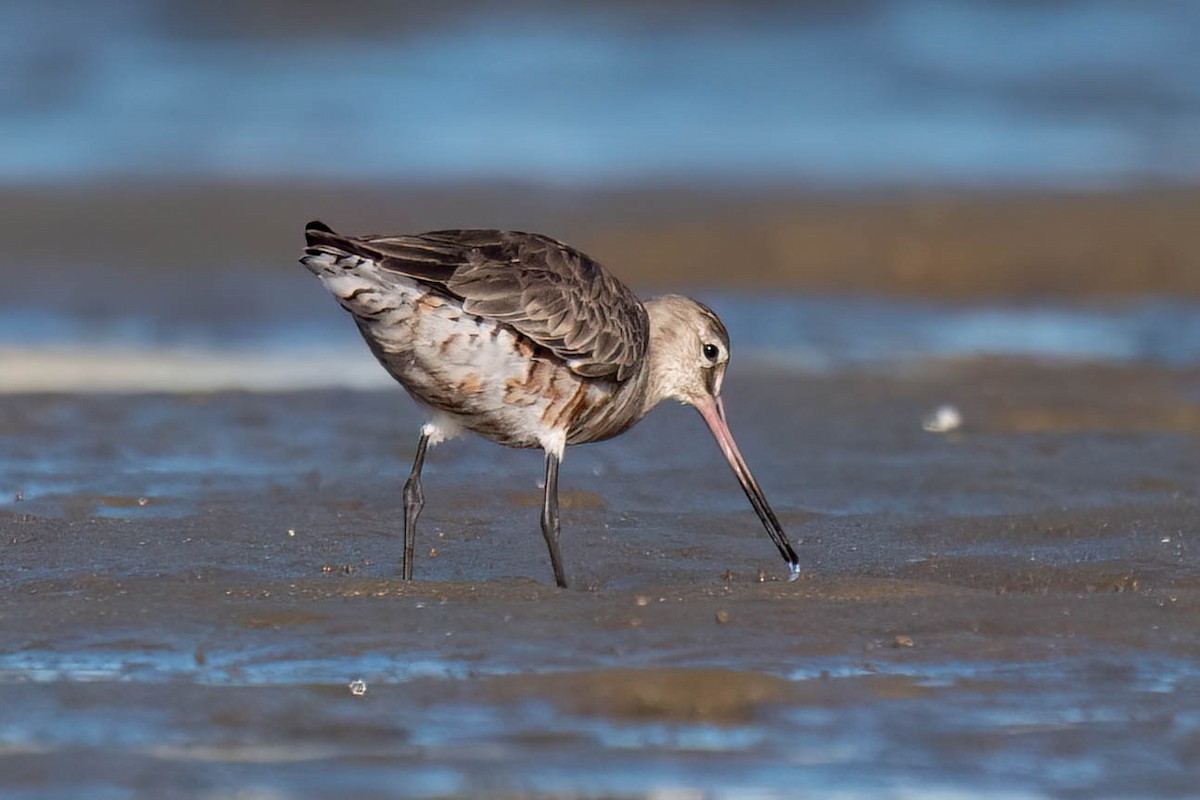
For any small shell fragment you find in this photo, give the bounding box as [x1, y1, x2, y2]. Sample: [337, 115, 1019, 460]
[922, 404, 963, 433]
[348, 679, 367, 697]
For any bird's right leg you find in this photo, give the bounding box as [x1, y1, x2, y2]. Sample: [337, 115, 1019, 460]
[401, 426, 433, 580]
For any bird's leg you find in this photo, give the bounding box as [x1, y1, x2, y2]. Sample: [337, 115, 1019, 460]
[401, 429, 432, 580]
[540, 450, 567, 588]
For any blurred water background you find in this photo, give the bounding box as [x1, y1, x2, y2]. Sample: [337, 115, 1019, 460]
[3, 0, 1199, 187]
[3, 0, 1200, 388]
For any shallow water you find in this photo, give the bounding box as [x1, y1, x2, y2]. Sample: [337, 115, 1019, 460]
[3, 0, 1199, 187]
[2, 360, 1199, 797]
[5, 281, 1200, 390]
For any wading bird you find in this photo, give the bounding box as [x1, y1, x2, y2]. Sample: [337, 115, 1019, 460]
[301, 221, 800, 587]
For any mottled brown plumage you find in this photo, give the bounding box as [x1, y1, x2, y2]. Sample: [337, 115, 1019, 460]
[301, 220, 799, 588]
[305, 223, 649, 381]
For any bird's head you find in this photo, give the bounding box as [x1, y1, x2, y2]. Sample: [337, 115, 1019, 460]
[643, 295, 800, 579]
[643, 294, 730, 407]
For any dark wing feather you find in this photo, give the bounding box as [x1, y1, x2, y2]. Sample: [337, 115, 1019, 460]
[304, 223, 649, 381]
[305, 221, 461, 282]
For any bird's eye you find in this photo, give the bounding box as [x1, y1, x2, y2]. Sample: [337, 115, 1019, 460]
[702, 343, 720, 362]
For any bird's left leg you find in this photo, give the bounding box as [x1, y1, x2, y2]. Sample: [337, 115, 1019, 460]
[540, 448, 567, 588]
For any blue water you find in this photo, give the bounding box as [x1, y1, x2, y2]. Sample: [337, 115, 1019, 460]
[3, 0, 1199, 187]
[3, 292, 1200, 391]
[705, 295, 1200, 371]
[4, 290, 1200, 391]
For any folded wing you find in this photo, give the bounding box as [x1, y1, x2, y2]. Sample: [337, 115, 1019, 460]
[305, 223, 649, 381]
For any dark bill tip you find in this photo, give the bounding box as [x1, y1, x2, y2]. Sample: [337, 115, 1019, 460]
[694, 395, 801, 579]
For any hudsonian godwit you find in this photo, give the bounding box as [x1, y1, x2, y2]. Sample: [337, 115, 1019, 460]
[301, 221, 800, 588]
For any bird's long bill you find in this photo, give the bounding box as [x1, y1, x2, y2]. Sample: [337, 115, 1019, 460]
[695, 395, 801, 580]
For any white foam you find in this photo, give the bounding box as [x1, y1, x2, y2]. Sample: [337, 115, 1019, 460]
[0, 346, 394, 393]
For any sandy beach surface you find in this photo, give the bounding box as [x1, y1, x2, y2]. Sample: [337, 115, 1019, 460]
[3, 353, 1200, 797]
[1, 182, 1199, 797]
[6, 182, 1200, 299]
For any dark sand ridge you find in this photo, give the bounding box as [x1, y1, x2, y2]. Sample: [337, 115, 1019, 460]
[6, 181, 1200, 298]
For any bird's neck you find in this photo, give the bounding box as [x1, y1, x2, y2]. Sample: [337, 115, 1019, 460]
[638, 297, 687, 417]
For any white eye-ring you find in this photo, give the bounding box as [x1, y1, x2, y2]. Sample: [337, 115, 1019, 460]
[702, 343, 720, 362]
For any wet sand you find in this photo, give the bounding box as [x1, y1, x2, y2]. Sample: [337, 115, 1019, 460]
[3, 360, 1200, 797]
[4, 180, 1200, 796]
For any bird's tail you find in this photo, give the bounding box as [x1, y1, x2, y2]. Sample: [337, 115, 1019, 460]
[300, 220, 425, 321]
[300, 220, 373, 275]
